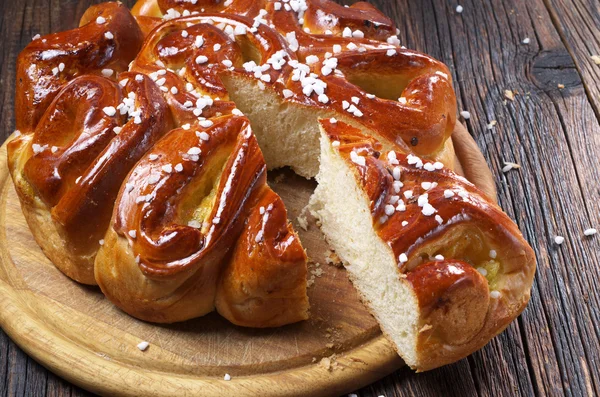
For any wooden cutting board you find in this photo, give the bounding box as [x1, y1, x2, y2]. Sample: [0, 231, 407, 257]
[0, 124, 496, 397]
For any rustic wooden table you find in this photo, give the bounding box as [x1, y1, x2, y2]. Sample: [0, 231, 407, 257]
[1, 0, 599, 396]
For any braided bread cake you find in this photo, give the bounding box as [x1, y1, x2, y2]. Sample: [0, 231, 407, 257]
[7, 0, 535, 370]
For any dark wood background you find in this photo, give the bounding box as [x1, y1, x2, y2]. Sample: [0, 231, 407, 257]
[1, 0, 600, 396]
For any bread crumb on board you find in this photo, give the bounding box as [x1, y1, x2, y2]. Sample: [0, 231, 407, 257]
[296, 204, 312, 231]
[307, 262, 324, 288]
[319, 354, 340, 371]
[325, 249, 343, 267]
[296, 213, 308, 231]
[502, 161, 521, 173]
[137, 341, 149, 351]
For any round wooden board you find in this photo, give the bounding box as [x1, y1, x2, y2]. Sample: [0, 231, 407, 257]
[0, 123, 495, 397]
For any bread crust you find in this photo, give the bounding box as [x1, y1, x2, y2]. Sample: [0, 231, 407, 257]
[214, 189, 309, 328]
[95, 227, 219, 322]
[8, 133, 97, 284]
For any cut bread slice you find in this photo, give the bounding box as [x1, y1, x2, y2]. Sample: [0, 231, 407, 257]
[309, 121, 421, 367]
[309, 119, 536, 370]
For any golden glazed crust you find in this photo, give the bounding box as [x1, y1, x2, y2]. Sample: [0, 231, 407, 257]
[8, 133, 97, 284]
[132, 0, 457, 167]
[10, 3, 310, 326]
[214, 189, 309, 328]
[95, 115, 309, 325]
[8, 72, 172, 284]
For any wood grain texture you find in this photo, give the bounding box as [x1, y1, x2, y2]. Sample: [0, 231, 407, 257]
[0, 0, 598, 397]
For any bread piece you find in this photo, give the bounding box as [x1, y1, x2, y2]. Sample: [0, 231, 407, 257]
[221, 48, 457, 178]
[95, 115, 308, 325]
[310, 119, 536, 370]
[8, 73, 171, 284]
[12, 7, 310, 327]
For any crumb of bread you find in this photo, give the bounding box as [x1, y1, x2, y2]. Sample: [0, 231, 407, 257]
[320, 357, 331, 370]
[307, 262, 324, 287]
[319, 356, 334, 371]
[311, 265, 324, 278]
[296, 214, 308, 231]
[137, 341, 149, 351]
[319, 354, 340, 371]
[273, 172, 286, 183]
[502, 161, 521, 173]
[325, 249, 343, 267]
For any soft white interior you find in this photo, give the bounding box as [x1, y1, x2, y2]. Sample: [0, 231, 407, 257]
[223, 75, 327, 178]
[309, 129, 420, 367]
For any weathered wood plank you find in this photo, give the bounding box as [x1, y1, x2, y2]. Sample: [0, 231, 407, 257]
[24, 356, 48, 397]
[438, 0, 600, 396]
[543, 0, 600, 120]
[0, 330, 10, 396]
[4, 342, 28, 396]
[539, 15, 600, 386]
[46, 374, 77, 397]
[540, 0, 600, 265]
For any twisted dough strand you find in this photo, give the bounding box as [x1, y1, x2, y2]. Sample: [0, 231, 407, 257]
[8, 70, 172, 284]
[16, 2, 143, 132]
